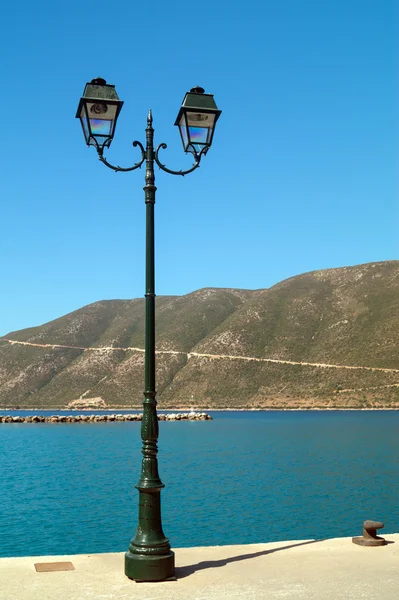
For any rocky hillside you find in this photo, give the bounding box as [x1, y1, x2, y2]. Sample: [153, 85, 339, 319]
[1, 261, 399, 409]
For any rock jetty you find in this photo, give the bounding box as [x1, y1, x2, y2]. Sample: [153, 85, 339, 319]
[0, 412, 212, 424]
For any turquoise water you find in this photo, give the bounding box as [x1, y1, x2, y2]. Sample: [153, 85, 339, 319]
[0, 410, 398, 558]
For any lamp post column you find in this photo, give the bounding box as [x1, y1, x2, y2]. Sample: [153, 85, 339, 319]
[124, 110, 175, 581]
[76, 79, 221, 583]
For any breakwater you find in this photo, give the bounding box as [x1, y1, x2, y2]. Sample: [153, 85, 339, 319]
[0, 412, 212, 423]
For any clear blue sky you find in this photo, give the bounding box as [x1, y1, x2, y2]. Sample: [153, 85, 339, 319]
[0, 0, 397, 335]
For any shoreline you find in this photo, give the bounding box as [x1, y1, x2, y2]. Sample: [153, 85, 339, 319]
[2, 407, 399, 412]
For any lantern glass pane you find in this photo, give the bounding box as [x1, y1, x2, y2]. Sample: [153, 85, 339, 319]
[180, 126, 189, 148]
[89, 118, 112, 136]
[80, 107, 90, 143]
[187, 126, 209, 144]
[85, 101, 117, 141]
[186, 111, 216, 150]
[178, 113, 189, 149]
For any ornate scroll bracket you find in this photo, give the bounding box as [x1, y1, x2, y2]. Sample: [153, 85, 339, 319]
[154, 143, 207, 176]
[94, 139, 146, 172]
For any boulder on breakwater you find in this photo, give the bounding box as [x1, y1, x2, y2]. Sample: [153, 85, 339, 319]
[0, 412, 212, 424]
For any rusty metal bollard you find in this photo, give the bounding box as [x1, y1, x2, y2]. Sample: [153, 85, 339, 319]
[352, 520, 387, 546]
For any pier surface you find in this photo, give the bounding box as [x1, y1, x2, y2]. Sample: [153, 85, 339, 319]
[1, 534, 398, 599]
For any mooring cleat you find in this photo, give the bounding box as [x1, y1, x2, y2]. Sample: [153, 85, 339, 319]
[352, 520, 387, 546]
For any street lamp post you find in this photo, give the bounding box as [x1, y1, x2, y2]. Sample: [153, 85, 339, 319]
[76, 79, 221, 582]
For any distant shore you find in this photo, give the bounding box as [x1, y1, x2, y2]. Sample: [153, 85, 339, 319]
[2, 406, 399, 412]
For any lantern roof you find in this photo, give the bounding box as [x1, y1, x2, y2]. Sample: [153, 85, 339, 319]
[174, 87, 221, 125]
[75, 78, 122, 118]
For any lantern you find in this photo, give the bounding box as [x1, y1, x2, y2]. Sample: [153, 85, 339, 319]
[175, 86, 221, 155]
[76, 78, 123, 152]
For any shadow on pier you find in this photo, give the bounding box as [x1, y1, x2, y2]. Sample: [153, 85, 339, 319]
[175, 539, 323, 578]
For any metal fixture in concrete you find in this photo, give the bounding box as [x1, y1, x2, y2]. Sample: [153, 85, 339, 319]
[352, 520, 387, 546]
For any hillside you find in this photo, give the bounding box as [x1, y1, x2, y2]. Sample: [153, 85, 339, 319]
[1, 261, 399, 409]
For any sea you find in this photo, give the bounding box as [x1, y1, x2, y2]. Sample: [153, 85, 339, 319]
[0, 410, 398, 558]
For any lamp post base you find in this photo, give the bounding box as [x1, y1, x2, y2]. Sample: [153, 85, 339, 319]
[125, 550, 175, 581]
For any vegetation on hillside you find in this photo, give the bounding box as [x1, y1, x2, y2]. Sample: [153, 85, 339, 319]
[0, 261, 398, 409]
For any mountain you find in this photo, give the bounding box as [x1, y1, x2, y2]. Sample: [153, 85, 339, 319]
[1, 261, 398, 409]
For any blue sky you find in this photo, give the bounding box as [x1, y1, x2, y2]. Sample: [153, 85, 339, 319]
[0, 0, 397, 335]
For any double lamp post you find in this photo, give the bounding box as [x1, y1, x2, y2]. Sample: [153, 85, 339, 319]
[75, 79, 221, 582]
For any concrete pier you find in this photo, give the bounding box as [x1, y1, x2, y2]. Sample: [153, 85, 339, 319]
[0, 534, 398, 600]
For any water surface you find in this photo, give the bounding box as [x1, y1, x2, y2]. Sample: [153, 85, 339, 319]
[0, 410, 397, 557]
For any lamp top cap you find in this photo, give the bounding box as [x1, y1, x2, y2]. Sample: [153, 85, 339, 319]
[91, 77, 107, 85]
[80, 78, 121, 105]
[190, 86, 205, 94]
